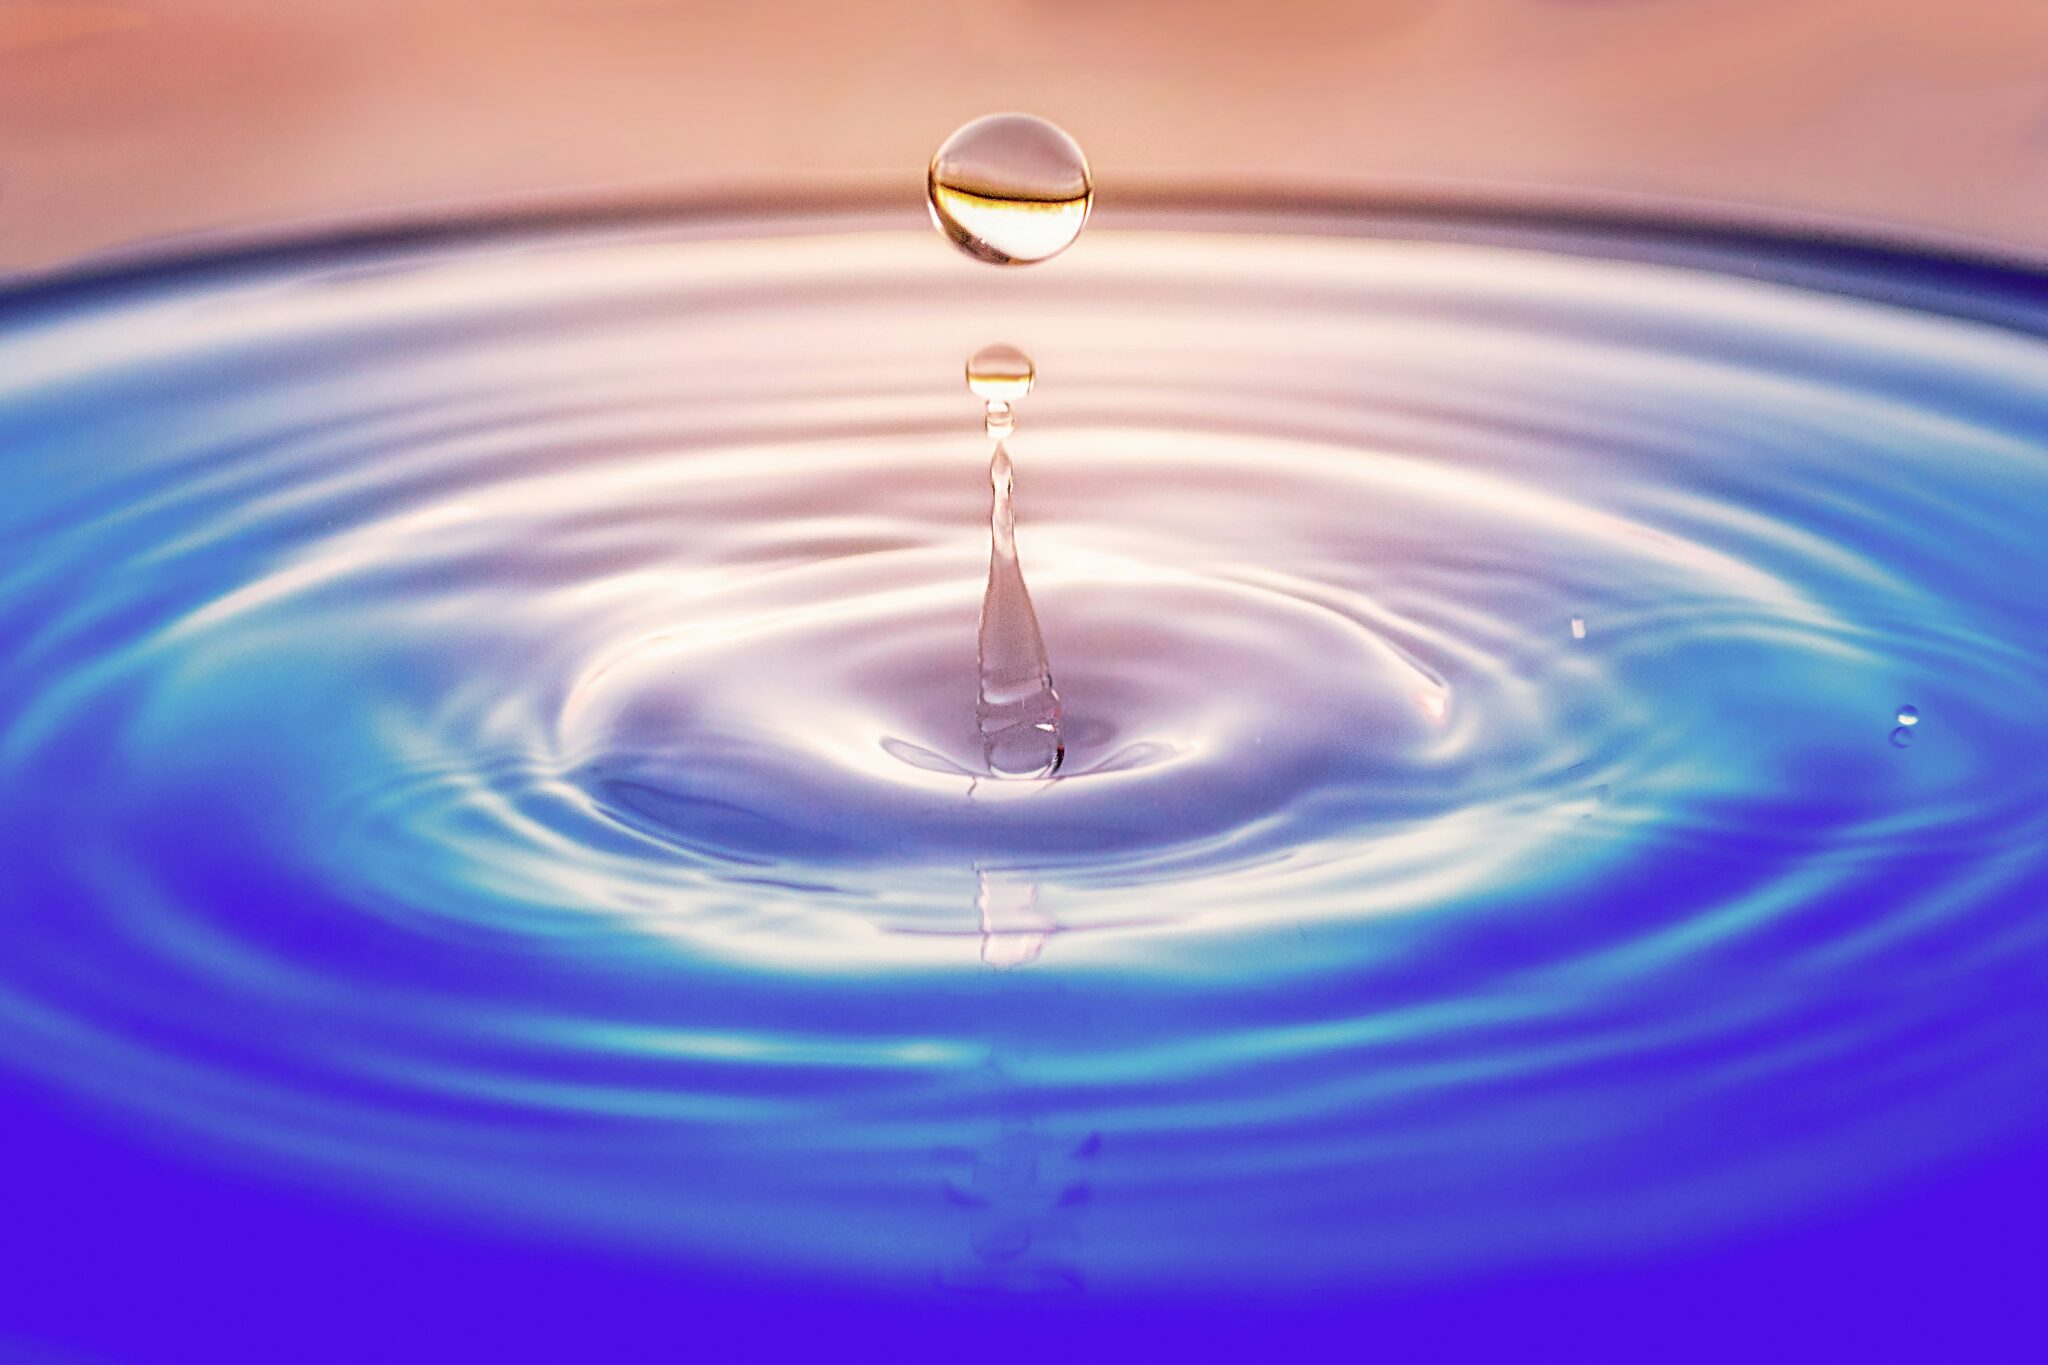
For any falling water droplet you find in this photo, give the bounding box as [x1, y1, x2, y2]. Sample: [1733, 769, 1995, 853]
[968, 344, 1036, 404]
[1896, 704, 1919, 726]
[979, 441, 1064, 778]
[969, 344, 1035, 440]
[929, 114, 1093, 266]
[1889, 725, 1915, 749]
[1571, 616, 1587, 640]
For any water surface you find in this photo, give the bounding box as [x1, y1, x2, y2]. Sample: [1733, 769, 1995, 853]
[3, 205, 2048, 1329]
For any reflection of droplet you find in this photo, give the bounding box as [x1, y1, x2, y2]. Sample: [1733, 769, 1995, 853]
[1896, 704, 1919, 726]
[1890, 725, 1915, 749]
[929, 114, 1093, 266]
[970, 1224, 1034, 1263]
[1571, 616, 1587, 640]
[978, 868, 1053, 968]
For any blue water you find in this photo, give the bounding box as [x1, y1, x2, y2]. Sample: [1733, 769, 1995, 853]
[4, 202, 2048, 1357]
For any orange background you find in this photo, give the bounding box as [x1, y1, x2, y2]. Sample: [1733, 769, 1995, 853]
[4, 0, 2046, 271]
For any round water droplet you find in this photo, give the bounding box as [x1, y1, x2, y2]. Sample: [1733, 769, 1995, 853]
[1889, 725, 1915, 749]
[928, 114, 1092, 266]
[1896, 704, 1919, 726]
[967, 344, 1036, 404]
[970, 345, 1034, 439]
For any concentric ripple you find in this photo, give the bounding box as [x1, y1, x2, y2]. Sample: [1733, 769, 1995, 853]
[3, 206, 2048, 1292]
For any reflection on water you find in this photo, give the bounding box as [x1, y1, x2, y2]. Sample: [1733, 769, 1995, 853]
[936, 1058, 1098, 1294]
[976, 868, 1054, 968]
[2, 208, 2048, 1302]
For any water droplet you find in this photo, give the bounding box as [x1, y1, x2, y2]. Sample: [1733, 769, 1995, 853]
[1896, 704, 1919, 726]
[1889, 725, 1915, 749]
[1571, 616, 1587, 640]
[969, 344, 1034, 439]
[929, 114, 1093, 266]
[968, 344, 1036, 405]
[979, 440, 1064, 779]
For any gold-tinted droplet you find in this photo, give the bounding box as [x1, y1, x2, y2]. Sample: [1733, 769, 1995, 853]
[966, 344, 1035, 404]
[928, 114, 1092, 266]
[969, 344, 1033, 438]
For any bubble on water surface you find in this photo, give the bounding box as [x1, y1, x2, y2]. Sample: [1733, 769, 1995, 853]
[1897, 704, 1919, 726]
[929, 113, 1092, 265]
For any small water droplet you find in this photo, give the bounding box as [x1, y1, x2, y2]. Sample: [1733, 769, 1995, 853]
[929, 114, 1093, 266]
[1889, 725, 1915, 749]
[1896, 704, 1919, 726]
[969, 345, 1034, 439]
[1571, 616, 1587, 640]
[968, 344, 1036, 404]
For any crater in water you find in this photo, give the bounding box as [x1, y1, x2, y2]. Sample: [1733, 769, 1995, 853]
[3, 201, 2047, 1295]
